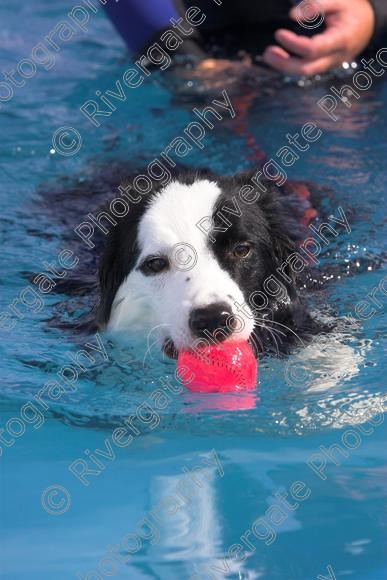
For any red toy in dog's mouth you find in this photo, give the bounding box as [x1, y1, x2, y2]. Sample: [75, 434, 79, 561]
[176, 341, 257, 393]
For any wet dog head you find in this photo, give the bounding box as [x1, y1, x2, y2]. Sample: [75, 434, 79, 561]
[98, 171, 299, 356]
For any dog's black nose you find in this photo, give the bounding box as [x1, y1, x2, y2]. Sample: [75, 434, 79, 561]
[189, 302, 235, 340]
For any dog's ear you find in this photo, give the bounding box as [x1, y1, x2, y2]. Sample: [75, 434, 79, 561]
[254, 183, 300, 289]
[97, 241, 123, 326]
[97, 207, 142, 326]
[263, 196, 297, 260]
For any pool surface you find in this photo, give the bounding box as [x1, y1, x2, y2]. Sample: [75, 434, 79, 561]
[0, 2, 386, 579]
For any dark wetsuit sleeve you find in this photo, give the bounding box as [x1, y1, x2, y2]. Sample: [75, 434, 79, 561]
[369, 0, 387, 48]
[102, 0, 206, 58]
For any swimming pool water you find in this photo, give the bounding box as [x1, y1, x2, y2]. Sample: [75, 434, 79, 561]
[0, 2, 386, 579]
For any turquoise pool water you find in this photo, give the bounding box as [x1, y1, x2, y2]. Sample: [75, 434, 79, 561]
[0, 2, 386, 579]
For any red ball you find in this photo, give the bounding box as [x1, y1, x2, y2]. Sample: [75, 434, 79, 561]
[177, 341, 258, 393]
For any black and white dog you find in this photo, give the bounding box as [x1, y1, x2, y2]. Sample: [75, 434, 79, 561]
[97, 171, 321, 359]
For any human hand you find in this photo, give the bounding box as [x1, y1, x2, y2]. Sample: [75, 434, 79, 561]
[176, 56, 253, 92]
[192, 57, 252, 79]
[263, 0, 375, 76]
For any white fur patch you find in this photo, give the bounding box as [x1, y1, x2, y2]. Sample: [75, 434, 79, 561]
[107, 179, 255, 349]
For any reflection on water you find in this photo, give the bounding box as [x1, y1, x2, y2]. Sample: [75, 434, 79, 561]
[0, 3, 386, 578]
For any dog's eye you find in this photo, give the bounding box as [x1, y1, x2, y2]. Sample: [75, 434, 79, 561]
[141, 256, 169, 275]
[233, 243, 252, 258]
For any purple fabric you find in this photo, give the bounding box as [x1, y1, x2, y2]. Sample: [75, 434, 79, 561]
[103, 0, 180, 53]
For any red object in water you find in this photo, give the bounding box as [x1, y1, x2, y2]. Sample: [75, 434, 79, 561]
[177, 341, 258, 393]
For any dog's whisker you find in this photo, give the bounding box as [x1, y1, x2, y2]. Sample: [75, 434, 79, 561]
[267, 329, 281, 356]
[249, 327, 265, 351]
[254, 317, 287, 337]
[256, 321, 287, 340]
[255, 317, 305, 347]
[253, 318, 289, 355]
[253, 318, 283, 337]
[249, 325, 272, 352]
[254, 321, 281, 355]
[248, 333, 264, 356]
